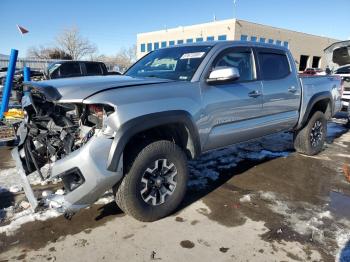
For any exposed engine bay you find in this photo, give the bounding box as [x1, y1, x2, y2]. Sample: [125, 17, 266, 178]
[13, 85, 122, 216]
[21, 88, 114, 178]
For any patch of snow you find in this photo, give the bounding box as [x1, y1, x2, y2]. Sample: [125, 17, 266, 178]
[42, 190, 53, 197]
[318, 210, 333, 219]
[94, 191, 114, 205]
[55, 189, 64, 195]
[95, 197, 114, 205]
[259, 190, 350, 258]
[239, 194, 252, 203]
[0, 209, 61, 236]
[9, 185, 22, 193]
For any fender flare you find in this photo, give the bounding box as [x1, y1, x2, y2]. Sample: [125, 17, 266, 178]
[298, 91, 333, 129]
[107, 110, 201, 172]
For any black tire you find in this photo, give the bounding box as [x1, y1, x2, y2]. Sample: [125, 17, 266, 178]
[115, 140, 188, 222]
[293, 111, 327, 155]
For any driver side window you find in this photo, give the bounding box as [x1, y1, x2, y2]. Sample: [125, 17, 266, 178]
[214, 49, 256, 81]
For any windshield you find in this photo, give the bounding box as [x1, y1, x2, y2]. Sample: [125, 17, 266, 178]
[47, 63, 61, 75]
[125, 46, 212, 81]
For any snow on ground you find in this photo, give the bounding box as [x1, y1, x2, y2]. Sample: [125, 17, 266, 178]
[0, 208, 61, 236]
[188, 131, 292, 189]
[258, 190, 350, 261]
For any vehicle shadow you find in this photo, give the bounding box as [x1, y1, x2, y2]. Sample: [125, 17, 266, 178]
[339, 240, 350, 262]
[0, 188, 15, 223]
[95, 202, 123, 221]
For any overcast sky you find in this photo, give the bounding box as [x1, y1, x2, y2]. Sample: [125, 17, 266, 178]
[0, 0, 349, 56]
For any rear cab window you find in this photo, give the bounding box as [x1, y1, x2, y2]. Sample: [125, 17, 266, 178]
[50, 62, 82, 79]
[257, 50, 291, 80]
[85, 62, 103, 75]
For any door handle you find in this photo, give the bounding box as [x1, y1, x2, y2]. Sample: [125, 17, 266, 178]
[248, 90, 261, 98]
[288, 86, 297, 93]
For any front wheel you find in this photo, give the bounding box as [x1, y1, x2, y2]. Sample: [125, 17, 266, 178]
[293, 111, 327, 155]
[115, 140, 188, 222]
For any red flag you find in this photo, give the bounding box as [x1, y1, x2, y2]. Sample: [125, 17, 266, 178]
[17, 25, 29, 34]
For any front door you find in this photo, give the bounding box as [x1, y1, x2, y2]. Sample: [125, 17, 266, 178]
[199, 47, 264, 151]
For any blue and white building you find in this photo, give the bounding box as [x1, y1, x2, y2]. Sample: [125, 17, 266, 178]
[137, 18, 339, 71]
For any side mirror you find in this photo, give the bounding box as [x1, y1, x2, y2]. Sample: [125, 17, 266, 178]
[207, 67, 240, 83]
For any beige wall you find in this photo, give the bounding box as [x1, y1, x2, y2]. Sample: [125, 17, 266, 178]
[137, 19, 340, 70]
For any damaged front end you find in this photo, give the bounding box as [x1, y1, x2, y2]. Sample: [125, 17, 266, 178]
[13, 83, 123, 216]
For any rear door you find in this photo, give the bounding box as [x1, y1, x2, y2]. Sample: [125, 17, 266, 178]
[256, 48, 301, 130]
[200, 46, 264, 151]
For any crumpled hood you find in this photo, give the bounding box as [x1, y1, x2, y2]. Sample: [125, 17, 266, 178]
[24, 75, 173, 103]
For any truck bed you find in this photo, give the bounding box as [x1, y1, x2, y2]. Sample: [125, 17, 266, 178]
[299, 75, 342, 122]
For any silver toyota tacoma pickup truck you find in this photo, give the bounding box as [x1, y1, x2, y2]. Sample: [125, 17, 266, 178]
[13, 41, 342, 221]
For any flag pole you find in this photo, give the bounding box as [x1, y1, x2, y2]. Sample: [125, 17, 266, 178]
[233, 0, 237, 19]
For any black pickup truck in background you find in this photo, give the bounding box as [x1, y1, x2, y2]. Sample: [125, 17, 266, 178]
[46, 61, 120, 79]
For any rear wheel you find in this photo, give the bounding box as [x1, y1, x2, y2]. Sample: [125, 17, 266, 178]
[115, 140, 188, 222]
[294, 111, 327, 155]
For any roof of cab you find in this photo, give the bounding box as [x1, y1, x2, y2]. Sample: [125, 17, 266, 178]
[160, 40, 288, 51]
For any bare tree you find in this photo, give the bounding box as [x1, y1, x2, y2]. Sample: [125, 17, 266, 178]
[113, 45, 137, 72]
[56, 27, 97, 60]
[27, 46, 72, 60]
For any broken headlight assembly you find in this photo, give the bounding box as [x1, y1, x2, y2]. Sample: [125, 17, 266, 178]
[83, 104, 116, 137]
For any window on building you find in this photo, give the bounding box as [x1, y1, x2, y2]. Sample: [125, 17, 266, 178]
[154, 42, 160, 50]
[207, 36, 215, 41]
[312, 56, 321, 68]
[258, 52, 291, 80]
[214, 50, 255, 81]
[299, 55, 309, 71]
[186, 38, 193, 43]
[169, 41, 175, 46]
[240, 35, 248, 41]
[250, 36, 257, 42]
[196, 37, 204, 42]
[161, 41, 167, 48]
[218, 35, 227, 41]
[259, 37, 266, 43]
[268, 39, 274, 44]
[147, 43, 152, 52]
[283, 41, 289, 48]
[276, 40, 282, 46]
[141, 44, 146, 52]
[177, 40, 184, 45]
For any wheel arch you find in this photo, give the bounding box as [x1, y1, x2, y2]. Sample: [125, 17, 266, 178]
[298, 91, 333, 130]
[107, 110, 201, 172]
